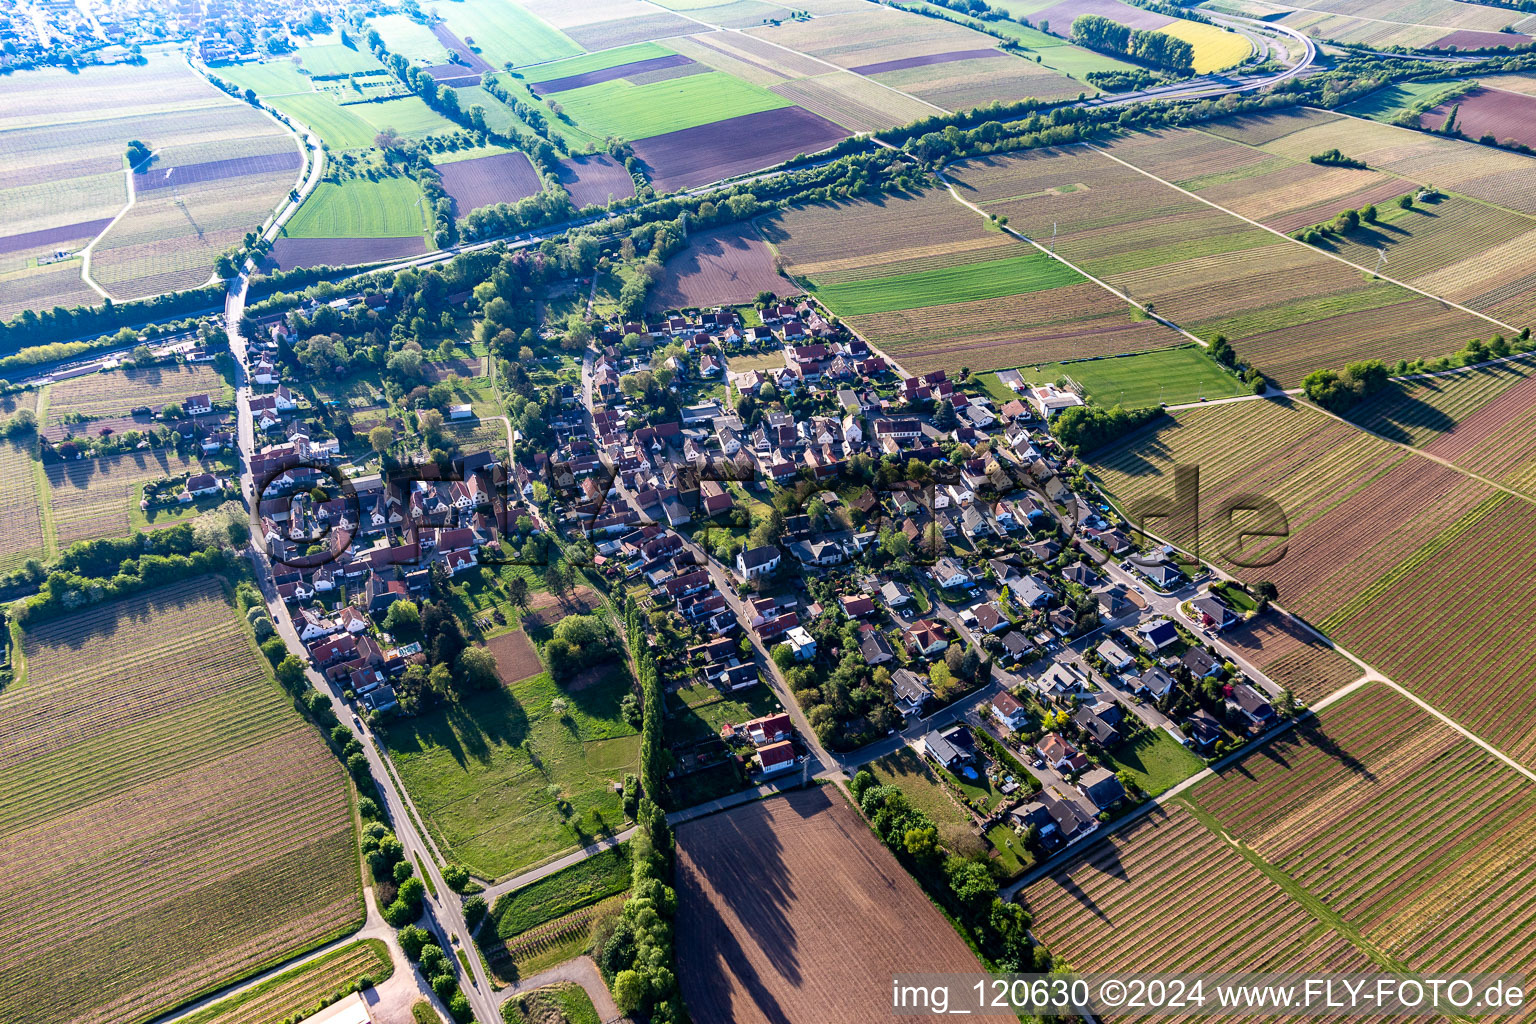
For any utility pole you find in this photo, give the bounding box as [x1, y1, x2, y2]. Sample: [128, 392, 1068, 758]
[1050, 220, 1058, 254]
[1374, 247, 1388, 277]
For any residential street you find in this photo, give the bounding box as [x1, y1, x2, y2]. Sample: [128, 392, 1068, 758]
[226, 282, 503, 1024]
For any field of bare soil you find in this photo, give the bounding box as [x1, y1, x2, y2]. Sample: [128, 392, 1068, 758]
[675, 787, 982, 1024]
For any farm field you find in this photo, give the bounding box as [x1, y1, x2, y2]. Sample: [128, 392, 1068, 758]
[1214, 0, 1536, 50]
[265, 236, 429, 272]
[945, 139, 1496, 386]
[556, 153, 636, 209]
[866, 49, 1091, 108]
[434, 151, 543, 217]
[541, 72, 792, 142]
[368, 13, 452, 64]
[293, 44, 386, 78]
[523, 41, 680, 89]
[1188, 683, 1536, 978]
[41, 364, 227, 423]
[45, 449, 220, 545]
[674, 787, 983, 1023]
[1019, 804, 1374, 990]
[0, 440, 48, 570]
[866, 745, 985, 857]
[1091, 395, 1536, 765]
[1080, 122, 1536, 330]
[0, 52, 301, 312]
[1204, 107, 1536, 216]
[0, 579, 360, 1024]
[1421, 84, 1536, 150]
[981, 344, 1246, 407]
[765, 188, 1186, 373]
[1218, 611, 1361, 704]
[380, 664, 639, 880]
[1342, 356, 1536, 448]
[632, 105, 849, 193]
[423, 0, 582, 68]
[646, 224, 796, 311]
[284, 178, 429, 239]
[263, 92, 380, 151]
[174, 940, 391, 1024]
[516, 0, 699, 51]
[1157, 18, 1252, 73]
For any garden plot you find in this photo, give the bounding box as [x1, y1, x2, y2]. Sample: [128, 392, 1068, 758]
[0, 579, 359, 1024]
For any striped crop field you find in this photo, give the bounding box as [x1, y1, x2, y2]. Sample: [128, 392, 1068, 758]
[1092, 396, 1536, 765]
[1418, 365, 1536, 493]
[1189, 683, 1536, 979]
[1019, 805, 1378, 1000]
[42, 364, 228, 424]
[1218, 612, 1361, 705]
[0, 439, 47, 571]
[1206, 108, 1536, 217]
[1317, 494, 1536, 766]
[944, 140, 1494, 386]
[761, 188, 1185, 374]
[0, 578, 361, 1024]
[174, 939, 392, 1024]
[45, 449, 218, 545]
[1089, 396, 1408, 573]
[1344, 356, 1536, 448]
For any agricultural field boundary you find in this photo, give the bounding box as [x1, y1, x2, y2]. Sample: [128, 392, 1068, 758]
[79, 150, 144, 300]
[933, 168, 1209, 349]
[1083, 139, 1519, 336]
[660, 3, 948, 115]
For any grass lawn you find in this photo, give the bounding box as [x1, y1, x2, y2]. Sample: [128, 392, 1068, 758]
[727, 351, 785, 373]
[433, 0, 582, 68]
[452, 87, 533, 137]
[1101, 729, 1204, 797]
[985, 821, 1033, 879]
[380, 664, 639, 879]
[1211, 580, 1258, 613]
[352, 95, 461, 140]
[868, 746, 984, 857]
[669, 681, 781, 743]
[369, 13, 451, 63]
[488, 843, 631, 937]
[296, 44, 385, 77]
[812, 253, 1083, 316]
[1340, 79, 1471, 121]
[982, 345, 1245, 407]
[267, 92, 379, 150]
[505, 983, 601, 1024]
[286, 178, 429, 239]
[218, 60, 314, 97]
[552, 71, 791, 141]
[525, 42, 674, 83]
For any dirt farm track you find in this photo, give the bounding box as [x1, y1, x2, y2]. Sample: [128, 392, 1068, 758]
[674, 787, 983, 1024]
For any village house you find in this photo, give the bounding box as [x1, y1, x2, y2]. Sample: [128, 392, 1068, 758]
[892, 668, 932, 716]
[990, 690, 1030, 731]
